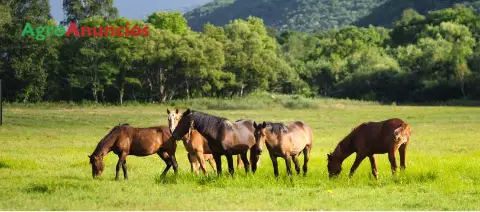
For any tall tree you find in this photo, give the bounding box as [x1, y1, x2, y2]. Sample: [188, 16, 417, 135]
[0, 0, 59, 102]
[62, 0, 118, 24]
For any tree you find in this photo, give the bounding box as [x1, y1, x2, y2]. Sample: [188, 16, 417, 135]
[62, 0, 118, 25]
[0, 0, 59, 102]
[147, 12, 189, 35]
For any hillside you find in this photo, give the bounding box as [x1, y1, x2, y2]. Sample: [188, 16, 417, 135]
[185, 0, 479, 32]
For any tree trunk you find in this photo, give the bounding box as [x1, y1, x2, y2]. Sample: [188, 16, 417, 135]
[92, 87, 98, 103]
[460, 80, 466, 100]
[185, 78, 190, 99]
[158, 68, 166, 103]
[119, 86, 124, 105]
[147, 78, 153, 103]
[240, 85, 245, 97]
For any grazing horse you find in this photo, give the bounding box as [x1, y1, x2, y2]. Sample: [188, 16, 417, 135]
[253, 121, 313, 177]
[169, 109, 257, 176]
[88, 124, 178, 180]
[327, 118, 411, 179]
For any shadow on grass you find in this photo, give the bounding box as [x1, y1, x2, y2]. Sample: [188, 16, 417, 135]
[0, 161, 11, 169]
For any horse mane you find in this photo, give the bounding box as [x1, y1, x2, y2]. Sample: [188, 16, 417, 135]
[92, 123, 129, 156]
[190, 110, 228, 138]
[332, 123, 365, 156]
[265, 122, 289, 134]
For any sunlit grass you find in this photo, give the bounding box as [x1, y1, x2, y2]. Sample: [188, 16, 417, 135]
[1, 99, 480, 210]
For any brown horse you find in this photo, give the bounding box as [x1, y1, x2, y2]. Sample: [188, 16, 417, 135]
[167, 109, 245, 174]
[327, 118, 411, 179]
[88, 124, 178, 180]
[253, 121, 313, 177]
[169, 109, 257, 176]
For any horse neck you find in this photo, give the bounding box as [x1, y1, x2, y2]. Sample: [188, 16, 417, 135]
[92, 131, 118, 157]
[332, 134, 355, 162]
[193, 119, 222, 142]
[265, 131, 279, 147]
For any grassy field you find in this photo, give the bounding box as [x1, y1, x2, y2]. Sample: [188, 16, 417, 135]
[1, 97, 480, 210]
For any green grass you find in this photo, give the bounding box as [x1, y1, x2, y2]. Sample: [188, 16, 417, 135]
[1, 98, 480, 210]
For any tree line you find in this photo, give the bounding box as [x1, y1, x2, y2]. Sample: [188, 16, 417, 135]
[1, 0, 480, 103]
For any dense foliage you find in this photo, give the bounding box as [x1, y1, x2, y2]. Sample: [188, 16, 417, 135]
[1, 1, 480, 103]
[185, 0, 480, 33]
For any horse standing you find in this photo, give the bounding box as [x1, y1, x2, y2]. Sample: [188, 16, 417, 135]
[327, 118, 411, 179]
[88, 124, 178, 180]
[253, 121, 313, 177]
[169, 109, 257, 176]
[167, 108, 217, 174]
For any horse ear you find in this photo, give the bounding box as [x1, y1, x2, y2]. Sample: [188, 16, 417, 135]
[262, 121, 266, 128]
[253, 121, 257, 128]
[175, 108, 179, 114]
[166, 108, 170, 114]
[185, 108, 191, 115]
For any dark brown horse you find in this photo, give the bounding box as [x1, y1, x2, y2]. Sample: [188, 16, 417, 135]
[88, 124, 178, 180]
[169, 109, 257, 176]
[167, 108, 245, 174]
[253, 121, 313, 177]
[327, 118, 411, 179]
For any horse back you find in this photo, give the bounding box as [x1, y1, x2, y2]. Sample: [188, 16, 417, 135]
[356, 118, 409, 153]
[216, 119, 255, 153]
[285, 121, 312, 153]
[127, 126, 175, 156]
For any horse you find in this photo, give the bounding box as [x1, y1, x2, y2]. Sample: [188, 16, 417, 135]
[253, 121, 313, 177]
[327, 118, 411, 179]
[167, 108, 217, 174]
[169, 109, 257, 176]
[167, 108, 245, 174]
[88, 124, 178, 180]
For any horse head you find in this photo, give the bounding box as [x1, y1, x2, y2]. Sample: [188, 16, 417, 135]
[88, 154, 105, 179]
[253, 121, 267, 155]
[171, 108, 193, 141]
[327, 152, 342, 178]
[167, 108, 181, 133]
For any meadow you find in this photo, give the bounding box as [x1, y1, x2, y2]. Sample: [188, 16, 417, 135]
[1, 95, 480, 210]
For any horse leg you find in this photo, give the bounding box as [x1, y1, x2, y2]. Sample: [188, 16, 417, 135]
[284, 154, 292, 177]
[120, 153, 128, 180]
[388, 151, 398, 175]
[213, 154, 222, 176]
[187, 153, 194, 172]
[368, 155, 378, 180]
[158, 152, 172, 177]
[349, 154, 366, 177]
[189, 153, 200, 174]
[250, 150, 259, 173]
[207, 154, 217, 172]
[292, 154, 301, 175]
[399, 142, 408, 170]
[226, 154, 235, 177]
[196, 152, 208, 174]
[240, 152, 250, 173]
[115, 157, 122, 181]
[302, 146, 311, 176]
[236, 154, 244, 169]
[171, 154, 179, 174]
[270, 153, 279, 178]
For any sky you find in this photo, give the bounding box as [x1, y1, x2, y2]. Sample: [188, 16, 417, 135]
[50, 0, 212, 22]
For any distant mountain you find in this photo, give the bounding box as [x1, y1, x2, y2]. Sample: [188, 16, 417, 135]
[184, 0, 480, 33]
